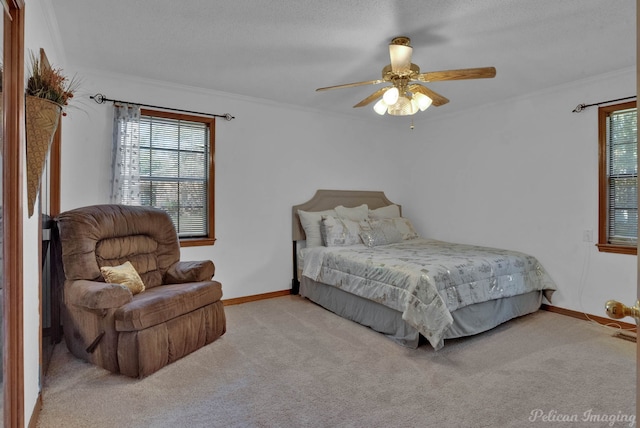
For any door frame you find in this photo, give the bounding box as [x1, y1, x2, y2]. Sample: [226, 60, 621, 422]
[3, 1, 25, 427]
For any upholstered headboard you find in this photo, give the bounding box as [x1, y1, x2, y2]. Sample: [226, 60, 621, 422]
[292, 189, 400, 241]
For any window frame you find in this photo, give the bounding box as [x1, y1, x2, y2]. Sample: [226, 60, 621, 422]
[140, 108, 216, 247]
[597, 100, 637, 255]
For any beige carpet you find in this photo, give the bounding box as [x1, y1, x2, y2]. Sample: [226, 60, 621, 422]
[36, 295, 636, 428]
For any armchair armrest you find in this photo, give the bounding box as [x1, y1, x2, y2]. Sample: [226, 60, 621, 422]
[65, 279, 133, 309]
[165, 260, 215, 284]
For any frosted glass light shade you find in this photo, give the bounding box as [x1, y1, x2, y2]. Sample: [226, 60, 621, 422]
[410, 98, 419, 113]
[387, 96, 418, 116]
[413, 92, 433, 111]
[382, 87, 399, 105]
[389, 44, 412, 74]
[373, 99, 387, 115]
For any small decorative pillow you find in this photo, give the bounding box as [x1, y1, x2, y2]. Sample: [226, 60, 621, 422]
[100, 261, 146, 295]
[320, 215, 362, 246]
[334, 204, 369, 222]
[359, 218, 403, 247]
[298, 209, 337, 247]
[368, 204, 401, 219]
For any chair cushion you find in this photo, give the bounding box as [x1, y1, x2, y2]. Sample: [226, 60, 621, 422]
[114, 281, 223, 331]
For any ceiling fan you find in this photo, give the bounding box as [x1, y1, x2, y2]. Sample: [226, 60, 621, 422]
[316, 36, 496, 116]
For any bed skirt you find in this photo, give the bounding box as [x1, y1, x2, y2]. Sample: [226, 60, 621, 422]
[300, 276, 543, 349]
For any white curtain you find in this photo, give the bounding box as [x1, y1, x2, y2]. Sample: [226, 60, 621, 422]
[111, 103, 142, 204]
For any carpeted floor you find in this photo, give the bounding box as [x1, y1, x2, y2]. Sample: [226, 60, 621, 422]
[36, 295, 636, 428]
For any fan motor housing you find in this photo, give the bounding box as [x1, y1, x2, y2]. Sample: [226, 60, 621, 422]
[382, 63, 420, 81]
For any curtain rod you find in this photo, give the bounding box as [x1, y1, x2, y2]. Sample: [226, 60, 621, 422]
[90, 93, 235, 121]
[572, 96, 636, 113]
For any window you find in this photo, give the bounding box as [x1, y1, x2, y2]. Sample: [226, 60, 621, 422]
[598, 101, 637, 254]
[139, 109, 215, 246]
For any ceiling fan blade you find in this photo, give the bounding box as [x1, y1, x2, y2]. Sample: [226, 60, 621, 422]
[417, 67, 496, 82]
[409, 84, 449, 106]
[316, 79, 384, 92]
[389, 36, 413, 74]
[353, 87, 390, 108]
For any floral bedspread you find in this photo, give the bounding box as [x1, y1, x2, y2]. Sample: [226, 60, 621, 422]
[302, 238, 557, 350]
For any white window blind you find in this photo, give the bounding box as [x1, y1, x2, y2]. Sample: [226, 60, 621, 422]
[606, 107, 637, 246]
[139, 115, 210, 238]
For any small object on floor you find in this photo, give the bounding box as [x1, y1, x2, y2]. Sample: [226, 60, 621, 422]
[613, 330, 637, 343]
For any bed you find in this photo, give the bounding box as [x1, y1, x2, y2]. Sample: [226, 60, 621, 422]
[292, 189, 557, 350]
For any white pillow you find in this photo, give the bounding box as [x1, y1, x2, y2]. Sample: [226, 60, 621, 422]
[320, 215, 362, 246]
[298, 209, 336, 247]
[391, 217, 419, 240]
[368, 204, 401, 219]
[334, 204, 369, 222]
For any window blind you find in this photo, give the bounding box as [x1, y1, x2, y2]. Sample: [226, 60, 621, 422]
[139, 115, 209, 238]
[607, 107, 637, 245]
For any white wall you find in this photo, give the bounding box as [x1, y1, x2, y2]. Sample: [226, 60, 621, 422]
[398, 67, 637, 317]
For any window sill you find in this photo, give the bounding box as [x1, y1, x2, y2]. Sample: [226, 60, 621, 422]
[596, 243, 637, 255]
[180, 237, 216, 248]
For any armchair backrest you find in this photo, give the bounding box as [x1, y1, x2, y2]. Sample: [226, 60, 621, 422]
[56, 204, 181, 289]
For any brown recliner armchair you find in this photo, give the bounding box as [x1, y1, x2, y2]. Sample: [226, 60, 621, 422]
[56, 204, 226, 378]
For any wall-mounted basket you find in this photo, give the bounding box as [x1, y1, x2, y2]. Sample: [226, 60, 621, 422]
[25, 94, 61, 218]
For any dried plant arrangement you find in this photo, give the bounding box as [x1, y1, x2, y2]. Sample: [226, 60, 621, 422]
[26, 50, 79, 115]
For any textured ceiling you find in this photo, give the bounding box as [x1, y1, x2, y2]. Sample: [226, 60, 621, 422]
[49, 0, 636, 119]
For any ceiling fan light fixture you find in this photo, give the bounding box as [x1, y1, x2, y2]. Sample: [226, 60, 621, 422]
[387, 96, 416, 116]
[316, 35, 496, 116]
[382, 87, 399, 105]
[373, 99, 388, 115]
[413, 92, 433, 111]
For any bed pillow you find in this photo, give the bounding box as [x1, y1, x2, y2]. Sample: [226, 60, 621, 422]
[334, 204, 369, 222]
[360, 217, 419, 245]
[320, 215, 362, 246]
[298, 209, 337, 247]
[359, 219, 403, 247]
[368, 204, 401, 219]
[100, 261, 145, 295]
[391, 217, 420, 240]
